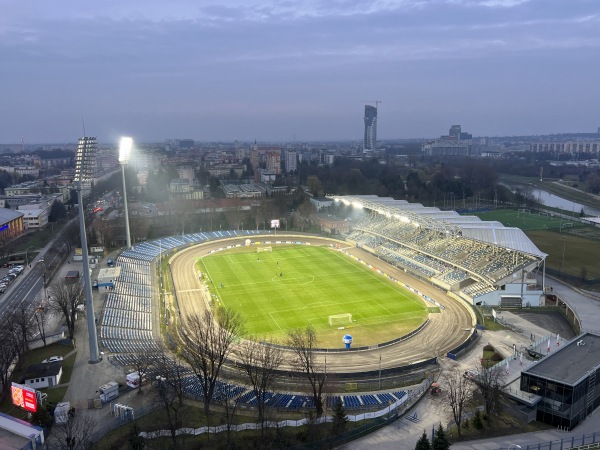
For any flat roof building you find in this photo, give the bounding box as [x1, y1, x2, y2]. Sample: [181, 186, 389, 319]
[520, 332, 600, 430]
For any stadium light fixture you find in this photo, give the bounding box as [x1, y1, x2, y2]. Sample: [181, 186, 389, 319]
[119, 136, 133, 249]
[352, 201, 363, 209]
[74, 136, 101, 364]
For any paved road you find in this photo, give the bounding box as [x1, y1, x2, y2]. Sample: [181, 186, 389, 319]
[169, 236, 474, 374]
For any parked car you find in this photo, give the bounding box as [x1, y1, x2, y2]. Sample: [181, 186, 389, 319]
[42, 356, 64, 363]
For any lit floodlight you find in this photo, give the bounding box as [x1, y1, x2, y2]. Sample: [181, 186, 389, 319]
[341, 199, 350, 205]
[119, 137, 133, 163]
[413, 222, 420, 228]
[399, 216, 409, 223]
[352, 201, 363, 209]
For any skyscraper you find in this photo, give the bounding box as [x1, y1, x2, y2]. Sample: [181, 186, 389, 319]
[363, 105, 377, 152]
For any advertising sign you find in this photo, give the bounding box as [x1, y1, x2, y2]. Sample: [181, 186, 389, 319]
[270, 219, 280, 229]
[11, 383, 37, 413]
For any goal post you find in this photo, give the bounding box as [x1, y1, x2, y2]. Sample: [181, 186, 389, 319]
[328, 313, 352, 326]
[257, 246, 272, 253]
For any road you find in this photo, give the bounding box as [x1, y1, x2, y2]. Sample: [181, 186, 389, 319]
[169, 236, 474, 374]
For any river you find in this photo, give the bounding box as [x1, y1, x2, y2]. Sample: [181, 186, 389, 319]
[523, 186, 600, 217]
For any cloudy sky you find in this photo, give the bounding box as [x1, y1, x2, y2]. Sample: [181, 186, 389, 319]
[1, 0, 599, 143]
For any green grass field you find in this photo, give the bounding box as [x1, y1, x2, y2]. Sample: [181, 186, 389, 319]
[468, 209, 578, 231]
[197, 246, 428, 348]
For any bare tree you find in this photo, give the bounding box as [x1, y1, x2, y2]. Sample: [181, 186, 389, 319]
[443, 368, 473, 438]
[240, 339, 284, 432]
[287, 325, 327, 417]
[47, 282, 85, 339]
[33, 307, 49, 347]
[0, 317, 22, 394]
[179, 308, 245, 416]
[14, 305, 36, 353]
[474, 361, 505, 417]
[154, 346, 188, 407]
[153, 373, 184, 449]
[129, 351, 157, 394]
[49, 412, 97, 450]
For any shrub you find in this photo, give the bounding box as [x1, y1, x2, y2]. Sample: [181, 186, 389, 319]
[483, 344, 494, 352]
[473, 411, 484, 430]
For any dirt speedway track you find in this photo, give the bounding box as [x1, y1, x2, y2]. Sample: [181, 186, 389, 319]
[169, 235, 474, 375]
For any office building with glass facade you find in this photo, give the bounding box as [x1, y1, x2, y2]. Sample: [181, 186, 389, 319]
[520, 333, 600, 430]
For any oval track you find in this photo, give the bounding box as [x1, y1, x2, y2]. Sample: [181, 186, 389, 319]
[170, 236, 473, 374]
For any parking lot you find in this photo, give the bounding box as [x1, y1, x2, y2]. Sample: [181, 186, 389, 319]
[0, 264, 25, 293]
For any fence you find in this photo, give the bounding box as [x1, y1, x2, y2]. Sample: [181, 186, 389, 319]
[137, 379, 431, 441]
[492, 432, 600, 450]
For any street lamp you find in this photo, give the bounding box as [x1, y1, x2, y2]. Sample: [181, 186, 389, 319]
[25, 245, 34, 267]
[118, 137, 133, 249]
[75, 136, 101, 364]
[36, 259, 48, 305]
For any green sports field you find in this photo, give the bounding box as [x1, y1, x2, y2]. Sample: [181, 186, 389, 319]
[468, 209, 581, 231]
[197, 246, 428, 348]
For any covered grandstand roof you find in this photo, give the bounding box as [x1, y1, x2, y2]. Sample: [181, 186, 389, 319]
[330, 195, 547, 259]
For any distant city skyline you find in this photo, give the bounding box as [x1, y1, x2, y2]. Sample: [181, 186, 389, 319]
[1, 0, 599, 144]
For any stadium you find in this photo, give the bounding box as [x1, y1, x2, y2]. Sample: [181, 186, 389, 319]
[99, 194, 548, 413]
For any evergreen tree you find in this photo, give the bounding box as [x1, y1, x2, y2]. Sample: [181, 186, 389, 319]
[332, 398, 349, 435]
[415, 430, 431, 450]
[432, 424, 450, 450]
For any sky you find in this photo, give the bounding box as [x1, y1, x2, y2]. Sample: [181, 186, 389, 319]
[1, 0, 599, 144]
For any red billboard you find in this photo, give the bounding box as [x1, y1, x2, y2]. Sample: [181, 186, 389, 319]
[11, 383, 38, 413]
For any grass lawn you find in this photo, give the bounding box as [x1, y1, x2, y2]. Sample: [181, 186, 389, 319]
[526, 230, 600, 280]
[468, 209, 577, 231]
[198, 246, 428, 347]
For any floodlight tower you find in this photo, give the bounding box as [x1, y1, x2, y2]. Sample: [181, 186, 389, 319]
[74, 136, 101, 363]
[119, 137, 133, 249]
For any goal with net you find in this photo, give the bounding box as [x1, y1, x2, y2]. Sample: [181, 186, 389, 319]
[328, 313, 352, 326]
[257, 246, 272, 253]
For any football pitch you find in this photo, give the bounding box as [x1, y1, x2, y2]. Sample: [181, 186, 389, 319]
[468, 209, 579, 231]
[197, 246, 429, 348]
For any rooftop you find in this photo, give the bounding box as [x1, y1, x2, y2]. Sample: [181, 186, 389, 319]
[523, 333, 600, 385]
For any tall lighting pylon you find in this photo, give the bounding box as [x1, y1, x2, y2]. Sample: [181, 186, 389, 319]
[119, 137, 133, 249]
[74, 136, 101, 363]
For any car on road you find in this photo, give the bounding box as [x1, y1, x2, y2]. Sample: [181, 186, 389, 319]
[42, 356, 64, 363]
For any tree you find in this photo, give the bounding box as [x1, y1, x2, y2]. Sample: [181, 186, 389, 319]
[33, 307, 49, 347]
[432, 423, 450, 450]
[307, 175, 324, 197]
[331, 398, 349, 435]
[49, 412, 97, 450]
[240, 339, 284, 432]
[444, 369, 473, 438]
[47, 282, 85, 339]
[0, 317, 22, 394]
[287, 325, 327, 416]
[49, 200, 68, 222]
[415, 430, 431, 450]
[179, 308, 245, 416]
[129, 351, 157, 394]
[14, 305, 36, 353]
[474, 361, 505, 417]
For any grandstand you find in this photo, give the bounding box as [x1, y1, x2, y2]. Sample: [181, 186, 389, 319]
[332, 195, 547, 307]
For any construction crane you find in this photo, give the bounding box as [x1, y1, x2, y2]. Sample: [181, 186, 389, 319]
[361, 100, 382, 109]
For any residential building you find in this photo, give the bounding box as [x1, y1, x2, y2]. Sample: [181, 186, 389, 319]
[364, 105, 377, 152]
[284, 150, 297, 173]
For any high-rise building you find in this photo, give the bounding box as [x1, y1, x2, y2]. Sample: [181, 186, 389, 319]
[266, 151, 281, 175]
[284, 150, 297, 173]
[363, 105, 377, 152]
[449, 125, 461, 140]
